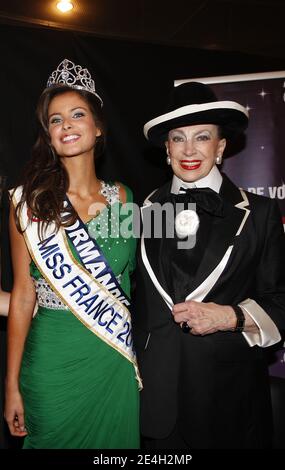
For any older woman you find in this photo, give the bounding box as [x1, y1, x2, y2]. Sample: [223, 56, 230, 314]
[133, 81, 285, 449]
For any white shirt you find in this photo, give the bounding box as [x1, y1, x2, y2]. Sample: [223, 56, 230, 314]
[171, 165, 222, 194]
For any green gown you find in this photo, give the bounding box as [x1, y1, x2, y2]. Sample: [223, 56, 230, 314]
[20, 184, 140, 449]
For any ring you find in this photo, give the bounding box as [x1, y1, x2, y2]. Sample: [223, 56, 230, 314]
[181, 322, 192, 333]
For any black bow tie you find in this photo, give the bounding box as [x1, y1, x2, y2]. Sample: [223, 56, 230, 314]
[171, 187, 224, 217]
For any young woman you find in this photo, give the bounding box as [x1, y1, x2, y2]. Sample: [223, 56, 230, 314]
[5, 59, 140, 449]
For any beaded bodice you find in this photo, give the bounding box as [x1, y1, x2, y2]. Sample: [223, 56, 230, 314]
[33, 182, 123, 310]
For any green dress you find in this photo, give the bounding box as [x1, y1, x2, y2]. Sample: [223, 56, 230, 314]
[20, 183, 139, 449]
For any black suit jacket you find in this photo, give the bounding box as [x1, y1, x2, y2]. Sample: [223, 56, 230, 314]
[133, 174, 285, 449]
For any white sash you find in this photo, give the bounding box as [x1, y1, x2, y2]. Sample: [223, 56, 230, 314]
[12, 187, 142, 389]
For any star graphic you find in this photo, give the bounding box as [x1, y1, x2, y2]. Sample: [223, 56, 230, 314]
[258, 89, 268, 99]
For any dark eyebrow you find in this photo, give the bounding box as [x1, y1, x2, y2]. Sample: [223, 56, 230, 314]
[70, 106, 88, 112]
[48, 106, 88, 119]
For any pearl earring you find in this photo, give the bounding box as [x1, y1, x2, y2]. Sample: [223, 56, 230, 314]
[166, 147, 171, 165]
[216, 155, 222, 165]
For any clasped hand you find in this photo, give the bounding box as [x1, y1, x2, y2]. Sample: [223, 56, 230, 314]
[172, 300, 236, 335]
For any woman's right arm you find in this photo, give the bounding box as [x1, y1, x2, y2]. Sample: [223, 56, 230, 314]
[4, 204, 36, 437]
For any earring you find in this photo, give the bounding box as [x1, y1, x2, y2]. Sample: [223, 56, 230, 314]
[216, 155, 222, 165]
[166, 147, 171, 165]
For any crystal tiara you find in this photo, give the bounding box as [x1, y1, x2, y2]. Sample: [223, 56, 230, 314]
[46, 59, 103, 106]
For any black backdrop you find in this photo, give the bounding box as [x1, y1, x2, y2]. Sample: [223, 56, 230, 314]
[0, 22, 284, 449]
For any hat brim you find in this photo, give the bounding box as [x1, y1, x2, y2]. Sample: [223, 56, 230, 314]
[144, 101, 249, 146]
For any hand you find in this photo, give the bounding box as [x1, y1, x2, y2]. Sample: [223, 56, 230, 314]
[172, 300, 236, 336]
[5, 388, 28, 437]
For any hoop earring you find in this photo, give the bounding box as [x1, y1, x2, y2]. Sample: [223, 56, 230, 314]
[216, 155, 222, 165]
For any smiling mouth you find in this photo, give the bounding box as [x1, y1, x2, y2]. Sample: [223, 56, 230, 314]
[180, 160, 201, 170]
[62, 134, 80, 143]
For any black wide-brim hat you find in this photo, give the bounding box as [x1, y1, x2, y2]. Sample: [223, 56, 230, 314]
[144, 82, 249, 146]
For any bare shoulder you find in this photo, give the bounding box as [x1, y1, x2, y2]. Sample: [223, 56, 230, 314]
[115, 181, 127, 204]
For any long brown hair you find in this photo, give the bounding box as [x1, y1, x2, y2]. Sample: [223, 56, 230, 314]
[13, 85, 105, 235]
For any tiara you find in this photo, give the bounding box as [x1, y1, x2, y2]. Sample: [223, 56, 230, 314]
[46, 59, 103, 106]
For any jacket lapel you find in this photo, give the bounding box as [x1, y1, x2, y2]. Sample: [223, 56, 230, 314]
[140, 175, 251, 305]
[140, 181, 174, 308]
[187, 174, 250, 299]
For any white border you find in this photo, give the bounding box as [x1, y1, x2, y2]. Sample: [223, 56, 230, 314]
[144, 100, 248, 138]
[175, 70, 285, 86]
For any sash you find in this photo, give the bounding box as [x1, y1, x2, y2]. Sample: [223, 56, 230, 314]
[12, 187, 142, 389]
[64, 196, 131, 307]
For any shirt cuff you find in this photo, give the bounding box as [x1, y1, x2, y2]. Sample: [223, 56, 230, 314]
[239, 298, 281, 347]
